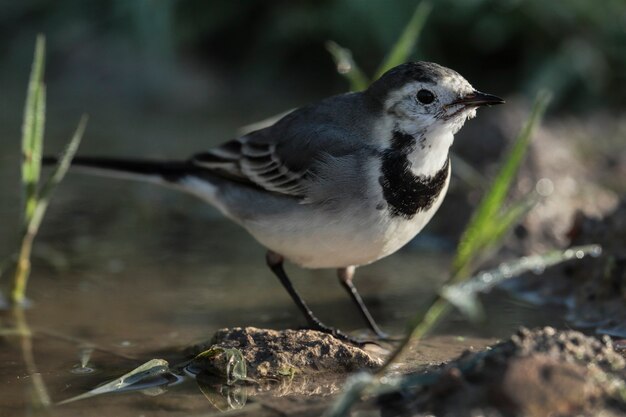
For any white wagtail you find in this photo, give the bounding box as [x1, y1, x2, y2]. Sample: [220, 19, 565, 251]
[44, 62, 503, 342]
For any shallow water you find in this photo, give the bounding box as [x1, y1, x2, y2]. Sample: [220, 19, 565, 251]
[0, 199, 567, 416]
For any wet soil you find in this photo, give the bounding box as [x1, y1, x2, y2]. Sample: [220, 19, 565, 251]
[0, 247, 502, 417]
[378, 327, 626, 417]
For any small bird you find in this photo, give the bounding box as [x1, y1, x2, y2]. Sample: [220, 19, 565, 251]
[45, 62, 503, 342]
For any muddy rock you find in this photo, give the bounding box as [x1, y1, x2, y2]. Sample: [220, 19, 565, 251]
[186, 327, 383, 380]
[501, 355, 598, 416]
[379, 327, 626, 417]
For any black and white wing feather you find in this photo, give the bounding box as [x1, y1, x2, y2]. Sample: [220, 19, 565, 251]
[192, 137, 307, 196]
[190, 94, 376, 199]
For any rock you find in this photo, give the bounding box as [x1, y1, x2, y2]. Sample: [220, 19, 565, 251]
[378, 327, 626, 417]
[500, 355, 599, 417]
[186, 327, 383, 380]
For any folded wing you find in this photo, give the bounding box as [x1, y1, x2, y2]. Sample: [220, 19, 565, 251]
[190, 96, 374, 199]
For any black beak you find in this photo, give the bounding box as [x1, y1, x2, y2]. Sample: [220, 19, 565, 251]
[453, 90, 505, 107]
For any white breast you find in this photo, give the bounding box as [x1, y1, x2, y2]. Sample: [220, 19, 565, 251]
[242, 165, 450, 269]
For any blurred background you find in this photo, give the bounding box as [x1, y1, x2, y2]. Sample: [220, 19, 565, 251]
[0, 2, 625, 414]
[0, 0, 625, 339]
[2, 0, 624, 107]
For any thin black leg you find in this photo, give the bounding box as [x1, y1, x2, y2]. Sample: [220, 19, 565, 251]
[265, 251, 360, 345]
[338, 266, 389, 339]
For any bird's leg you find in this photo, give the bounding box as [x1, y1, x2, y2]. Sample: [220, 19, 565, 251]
[337, 266, 389, 339]
[265, 251, 360, 345]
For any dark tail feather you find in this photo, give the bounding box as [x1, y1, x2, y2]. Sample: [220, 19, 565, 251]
[42, 156, 194, 182]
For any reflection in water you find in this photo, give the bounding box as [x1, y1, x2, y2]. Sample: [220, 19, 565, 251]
[0, 243, 564, 417]
[59, 362, 252, 412]
[3, 307, 52, 410]
[58, 359, 179, 404]
[197, 375, 248, 412]
[57, 342, 349, 412]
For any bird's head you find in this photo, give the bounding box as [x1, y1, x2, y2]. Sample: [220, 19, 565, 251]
[367, 62, 504, 136]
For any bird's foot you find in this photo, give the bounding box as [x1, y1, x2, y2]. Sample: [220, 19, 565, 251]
[368, 326, 393, 341]
[356, 329, 403, 346]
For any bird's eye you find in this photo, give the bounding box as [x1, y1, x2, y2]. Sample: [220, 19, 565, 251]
[416, 89, 435, 104]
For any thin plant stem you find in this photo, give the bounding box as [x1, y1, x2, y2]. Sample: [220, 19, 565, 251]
[325, 41, 369, 92]
[376, 298, 451, 375]
[11, 116, 87, 304]
[374, 1, 432, 79]
[11, 232, 36, 305]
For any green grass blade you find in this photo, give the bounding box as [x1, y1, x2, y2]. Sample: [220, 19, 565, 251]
[442, 244, 602, 320]
[28, 115, 88, 235]
[192, 346, 248, 385]
[11, 116, 87, 304]
[325, 41, 369, 92]
[458, 196, 537, 275]
[452, 91, 551, 278]
[374, 1, 432, 79]
[21, 34, 46, 225]
[489, 197, 536, 244]
[450, 152, 487, 190]
[57, 359, 170, 405]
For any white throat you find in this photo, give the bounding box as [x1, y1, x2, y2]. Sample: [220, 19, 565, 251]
[410, 125, 453, 177]
[396, 120, 454, 178]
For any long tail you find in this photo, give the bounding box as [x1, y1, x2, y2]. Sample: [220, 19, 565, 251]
[42, 156, 196, 184]
[43, 155, 240, 219]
